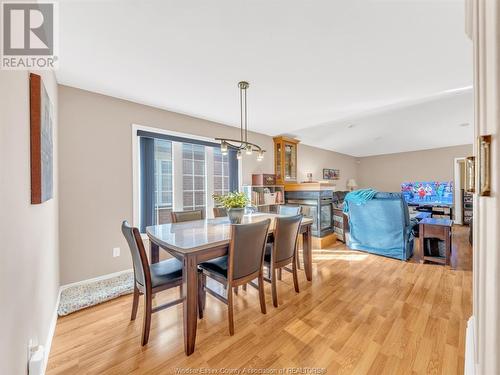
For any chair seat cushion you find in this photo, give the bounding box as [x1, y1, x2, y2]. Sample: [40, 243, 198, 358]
[150, 258, 183, 288]
[199, 256, 228, 278]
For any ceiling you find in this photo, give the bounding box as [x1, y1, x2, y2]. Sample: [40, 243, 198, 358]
[57, 0, 473, 156]
[294, 87, 474, 157]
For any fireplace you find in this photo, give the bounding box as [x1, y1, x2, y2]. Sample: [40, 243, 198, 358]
[285, 190, 334, 237]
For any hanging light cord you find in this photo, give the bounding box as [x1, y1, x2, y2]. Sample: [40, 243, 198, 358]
[244, 85, 248, 143]
[240, 85, 244, 144]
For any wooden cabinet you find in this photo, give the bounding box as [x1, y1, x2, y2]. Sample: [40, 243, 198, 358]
[273, 136, 299, 184]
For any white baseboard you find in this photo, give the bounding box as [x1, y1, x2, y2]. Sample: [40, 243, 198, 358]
[42, 287, 61, 375]
[465, 315, 476, 375]
[59, 268, 133, 291]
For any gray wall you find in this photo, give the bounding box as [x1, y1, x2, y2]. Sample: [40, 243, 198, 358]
[358, 144, 473, 191]
[58, 85, 358, 284]
[299, 144, 358, 190]
[0, 71, 59, 374]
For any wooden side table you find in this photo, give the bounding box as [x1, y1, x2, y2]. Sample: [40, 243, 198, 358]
[418, 218, 453, 266]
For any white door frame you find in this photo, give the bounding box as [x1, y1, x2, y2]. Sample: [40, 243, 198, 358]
[453, 157, 465, 225]
[466, 1, 500, 374]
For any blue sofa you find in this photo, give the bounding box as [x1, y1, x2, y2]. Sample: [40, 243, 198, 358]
[345, 192, 415, 260]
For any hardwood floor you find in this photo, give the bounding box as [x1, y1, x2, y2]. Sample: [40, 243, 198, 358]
[47, 226, 472, 374]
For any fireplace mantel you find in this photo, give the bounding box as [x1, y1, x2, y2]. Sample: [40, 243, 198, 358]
[284, 182, 336, 192]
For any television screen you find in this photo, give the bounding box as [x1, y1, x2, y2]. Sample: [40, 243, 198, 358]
[401, 181, 453, 205]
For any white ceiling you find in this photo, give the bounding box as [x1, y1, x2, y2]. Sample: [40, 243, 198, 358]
[57, 0, 473, 156]
[294, 87, 474, 156]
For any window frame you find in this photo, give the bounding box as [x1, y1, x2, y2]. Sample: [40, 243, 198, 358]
[132, 124, 242, 233]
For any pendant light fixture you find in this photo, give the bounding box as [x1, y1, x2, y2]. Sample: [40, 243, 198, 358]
[215, 81, 265, 161]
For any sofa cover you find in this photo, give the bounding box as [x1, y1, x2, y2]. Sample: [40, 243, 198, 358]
[346, 192, 415, 260]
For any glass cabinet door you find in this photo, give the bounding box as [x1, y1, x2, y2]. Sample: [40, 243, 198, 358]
[275, 142, 282, 182]
[273, 136, 299, 184]
[284, 142, 297, 181]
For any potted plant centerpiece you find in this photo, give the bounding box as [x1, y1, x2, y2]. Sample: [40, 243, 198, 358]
[213, 192, 249, 224]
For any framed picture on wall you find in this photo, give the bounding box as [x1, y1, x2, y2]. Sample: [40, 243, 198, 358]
[30, 73, 54, 204]
[323, 168, 340, 180]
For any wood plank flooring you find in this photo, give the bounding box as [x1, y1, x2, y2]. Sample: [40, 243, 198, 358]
[47, 226, 472, 375]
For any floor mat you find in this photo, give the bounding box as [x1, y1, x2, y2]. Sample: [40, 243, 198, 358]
[58, 271, 134, 316]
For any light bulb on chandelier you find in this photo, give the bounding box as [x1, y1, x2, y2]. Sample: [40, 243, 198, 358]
[257, 150, 264, 161]
[220, 141, 228, 155]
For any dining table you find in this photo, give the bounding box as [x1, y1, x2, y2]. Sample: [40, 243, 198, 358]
[146, 213, 314, 356]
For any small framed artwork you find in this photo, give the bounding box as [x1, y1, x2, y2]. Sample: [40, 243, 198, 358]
[323, 168, 340, 180]
[30, 73, 54, 204]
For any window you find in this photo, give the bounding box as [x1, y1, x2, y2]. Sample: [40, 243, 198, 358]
[213, 148, 230, 196]
[182, 143, 206, 211]
[154, 139, 173, 225]
[138, 130, 239, 231]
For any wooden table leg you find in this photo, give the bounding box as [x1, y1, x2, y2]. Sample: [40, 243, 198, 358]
[183, 254, 198, 356]
[446, 227, 452, 267]
[302, 225, 312, 281]
[418, 223, 424, 263]
[150, 241, 159, 264]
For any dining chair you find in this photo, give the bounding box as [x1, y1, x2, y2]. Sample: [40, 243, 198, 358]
[276, 205, 303, 271]
[121, 221, 203, 346]
[212, 205, 246, 293]
[213, 207, 227, 218]
[171, 209, 205, 223]
[263, 215, 302, 307]
[198, 219, 271, 335]
[278, 205, 302, 216]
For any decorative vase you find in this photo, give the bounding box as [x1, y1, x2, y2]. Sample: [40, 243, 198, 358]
[227, 207, 245, 224]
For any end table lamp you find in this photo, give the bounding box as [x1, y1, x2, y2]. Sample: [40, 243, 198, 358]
[347, 179, 358, 191]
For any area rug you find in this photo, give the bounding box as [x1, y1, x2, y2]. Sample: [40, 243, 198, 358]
[58, 271, 134, 316]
